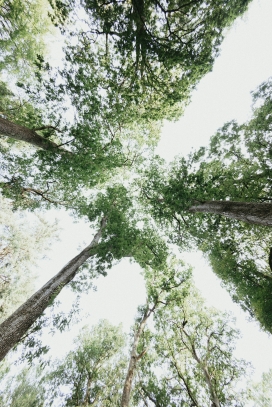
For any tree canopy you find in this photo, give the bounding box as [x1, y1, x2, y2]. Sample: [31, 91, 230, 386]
[140, 77, 272, 331]
[0, 0, 271, 404]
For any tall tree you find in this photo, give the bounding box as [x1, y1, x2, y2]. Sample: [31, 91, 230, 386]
[45, 320, 126, 406]
[189, 200, 272, 227]
[76, 0, 251, 122]
[140, 78, 272, 331]
[0, 0, 252, 212]
[0, 285, 254, 406]
[0, 185, 169, 361]
[0, 58, 160, 211]
[133, 287, 248, 407]
[121, 259, 190, 407]
[0, 194, 57, 322]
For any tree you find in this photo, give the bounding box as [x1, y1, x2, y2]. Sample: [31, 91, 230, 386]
[140, 78, 272, 331]
[0, 280, 255, 406]
[45, 320, 126, 406]
[246, 369, 272, 407]
[75, 0, 251, 122]
[187, 78, 272, 225]
[0, 185, 170, 361]
[133, 287, 248, 407]
[121, 258, 191, 407]
[0, 70, 130, 210]
[0, 0, 260, 382]
[0, 58, 162, 212]
[0, 0, 252, 212]
[0, 0, 58, 79]
[0, 194, 57, 322]
[189, 200, 272, 227]
[0, 365, 45, 407]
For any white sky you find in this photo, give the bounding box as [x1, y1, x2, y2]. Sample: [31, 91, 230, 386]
[33, 0, 272, 385]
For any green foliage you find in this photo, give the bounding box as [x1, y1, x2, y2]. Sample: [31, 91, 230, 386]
[0, 53, 159, 211]
[0, 0, 252, 215]
[75, 0, 251, 122]
[0, 0, 266, 397]
[0, 284, 254, 406]
[133, 287, 248, 407]
[79, 185, 170, 275]
[208, 238, 272, 333]
[0, 365, 45, 407]
[0, 0, 58, 79]
[0, 194, 58, 322]
[141, 77, 272, 331]
[45, 320, 127, 406]
[246, 369, 272, 407]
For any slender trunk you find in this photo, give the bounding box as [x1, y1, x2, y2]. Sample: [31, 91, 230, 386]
[170, 355, 199, 407]
[202, 365, 221, 407]
[83, 375, 92, 406]
[121, 308, 152, 407]
[0, 116, 63, 151]
[188, 339, 220, 407]
[189, 200, 272, 227]
[0, 218, 107, 362]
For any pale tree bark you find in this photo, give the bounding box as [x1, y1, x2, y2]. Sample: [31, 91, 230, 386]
[0, 116, 66, 151]
[169, 357, 200, 407]
[189, 200, 272, 227]
[0, 217, 107, 362]
[182, 328, 221, 407]
[121, 304, 155, 407]
[201, 365, 221, 407]
[83, 375, 93, 406]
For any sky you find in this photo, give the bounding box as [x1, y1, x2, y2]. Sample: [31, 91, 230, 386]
[31, 0, 272, 384]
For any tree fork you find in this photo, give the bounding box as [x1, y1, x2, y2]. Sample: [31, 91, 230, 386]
[189, 200, 272, 227]
[0, 218, 107, 362]
[0, 116, 65, 151]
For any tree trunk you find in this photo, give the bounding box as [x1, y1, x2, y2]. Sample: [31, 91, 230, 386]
[189, 200, 272, 227]
[0, 116, 63, 151]
[202, 366, 221, 407]
[121, 307, 153, 407]
[0, 218, 107, 362]
[188, 337, 221, 407]
[83, 375, 92, 406]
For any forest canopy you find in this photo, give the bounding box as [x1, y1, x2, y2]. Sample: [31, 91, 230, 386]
[0, 0, 272, 405]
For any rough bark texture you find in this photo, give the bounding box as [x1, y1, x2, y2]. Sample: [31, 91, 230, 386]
[121, 307, 153, 407]
[0, 218, 107, 362]
[189, 200, 272, 226]
[0, 116, 62, 151]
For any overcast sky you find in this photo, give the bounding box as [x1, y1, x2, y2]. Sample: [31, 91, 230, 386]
[33, 0, 272, 383]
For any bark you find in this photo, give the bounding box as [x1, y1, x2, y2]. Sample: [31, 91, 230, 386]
[181, 328, 221, 407]
[202, 365, 221, 407]
[189, 339, 220, 407]
[0, 116, 64, 151]
[0, 218, 107, 362]
[121, 306, 154, 407]
[189, 200, 272, 227]
[170, 356, 199, 407]
[83, 375, 92, 406]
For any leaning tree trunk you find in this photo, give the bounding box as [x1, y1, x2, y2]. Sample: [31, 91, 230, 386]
[0, 116, 64, 151]
[189, 200, 272, 227]
[0, 218, 107, 362]
[121, 305, 155, 407]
